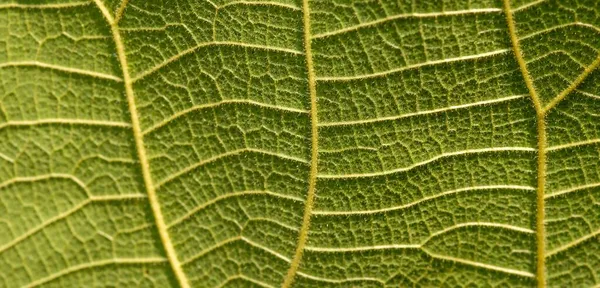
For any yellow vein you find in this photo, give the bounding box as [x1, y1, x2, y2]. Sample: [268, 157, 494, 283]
[422, 249, 535, 278]
[0, 152, 14, 163]
[167, 190, 304, 228]
[0, 119, 131, 130]
[503, 0, 547, 286]
[155, 148, 309, 188]
[305, 222, 533, 253]
[544, 53, 600, 112]
[0, 194, 145, 255]
[91, 1, 190, 287]
[316, 49, 510, 82]
[143, 99, 308, 135]
[422, 222, 535, 243]
[243, 237, 292, 262]
[0, 203, 81, 253]
[519, 22, 600, 41]
[313, 185, 535, 215]
[305, 244, 420, 252]
[319, 94, 528, 127]
[24, 257, 167, 288]
[114, 0, 130, 24]
[182, 236, 290, 266]
[182, 237, 241, 265]
[546, 227, 600, 257]
[217, 1, 300, 11]
[0, 1, 91, 9]
[295, 272, 385, 285]
[318, 147, 535, 179]
[282, 0, 318, 286]
[132, 41, 304, 82]
[0, 61, 122, 81]
[577, 90, 600, 100]
[525, 50, 586, 69]
[547, 138, 600, 152]
[545, 182, 600, 199]
[0, 173, 89, 194]
[311, 8, 502, 39]
[512, 0, 548, 12]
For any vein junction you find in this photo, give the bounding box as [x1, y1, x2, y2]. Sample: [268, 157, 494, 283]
[503, 0, 600, 287]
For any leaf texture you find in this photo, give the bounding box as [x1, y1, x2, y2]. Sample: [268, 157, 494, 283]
[1, 0, 600, 287]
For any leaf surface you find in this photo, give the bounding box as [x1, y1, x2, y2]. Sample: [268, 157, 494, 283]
[1, 0, 600, 287]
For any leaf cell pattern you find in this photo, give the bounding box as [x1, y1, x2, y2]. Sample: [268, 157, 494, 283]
[0, 0, 600, 287]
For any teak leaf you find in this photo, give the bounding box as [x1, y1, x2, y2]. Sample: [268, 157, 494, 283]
[1, 0, 600, 287]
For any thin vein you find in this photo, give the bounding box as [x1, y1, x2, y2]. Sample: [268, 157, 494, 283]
[24, 258, 167, 288]
[143, 100, 308, 135]
[167, 190, 304, 228]
[311, 8, 502, 39]
[316, 49, 510, 82]
[0, 61, 122, 81]
[526, 50, 587, 69]
[243, 237, 291, 262]
[422, 249, 535, 278]
[0, 119, 131, 130]
[0, 1, 91, 9]
[217, 275, 275, 288]
[502, 0, 547, 286]
[296, 272, 385, 285]
[519, 22, 600, 41]
[319, 94, 528, 127]
[305, 222, 533, 254]
[155, 148, 309, 188]
[132, 41, 304, 82]
[114, 0, 130, 24]
[0, 195, 144, 255]
[244, 217, 299, 232]
[0, 153, 14, 163]
[545, 182, 600, 199]
[547, 139, 600, 152]
[544, 53, 600, 112]
[317, 147, 536, 179]
[422, 222, 535, 243]
[305, 244, 420, 252]
[0, 174, 90, 195]
[218, 1, 300, 11]
[512, 0, 548, 12]
[182, 237, 241, 265]
[577, 90, 600, 100]
[546, 228, 600, 257]
[282, 0, 319, 286]
[313, 185, 535, 215]
[92, 1, 190, 286]
[182, 237, 290, 266]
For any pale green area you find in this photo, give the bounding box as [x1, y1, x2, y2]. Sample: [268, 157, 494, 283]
[1, 0, 600, 287]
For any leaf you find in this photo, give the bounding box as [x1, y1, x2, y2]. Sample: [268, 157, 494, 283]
[1, 0, 599, 287]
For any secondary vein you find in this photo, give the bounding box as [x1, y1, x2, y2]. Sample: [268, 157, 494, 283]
[502, 1, 546, 287]
[91, 2, 190, 287]
[282, 0, 319, 286]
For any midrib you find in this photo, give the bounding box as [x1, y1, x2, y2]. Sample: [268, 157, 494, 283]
[282, 0, 319, 286]
[503, 0, 547, 287]
[92, 2, 190, 287]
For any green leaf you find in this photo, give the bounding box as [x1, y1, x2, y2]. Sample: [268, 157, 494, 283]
[1, 0, 600, 287]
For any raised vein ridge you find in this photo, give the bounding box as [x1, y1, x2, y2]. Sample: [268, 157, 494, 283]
[502, 0, 546, 287]
[282, 0, 318, 286]
[91, 1, 190, 287]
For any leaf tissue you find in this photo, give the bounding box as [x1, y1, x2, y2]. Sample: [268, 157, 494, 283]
[1, 0, 600, 287]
